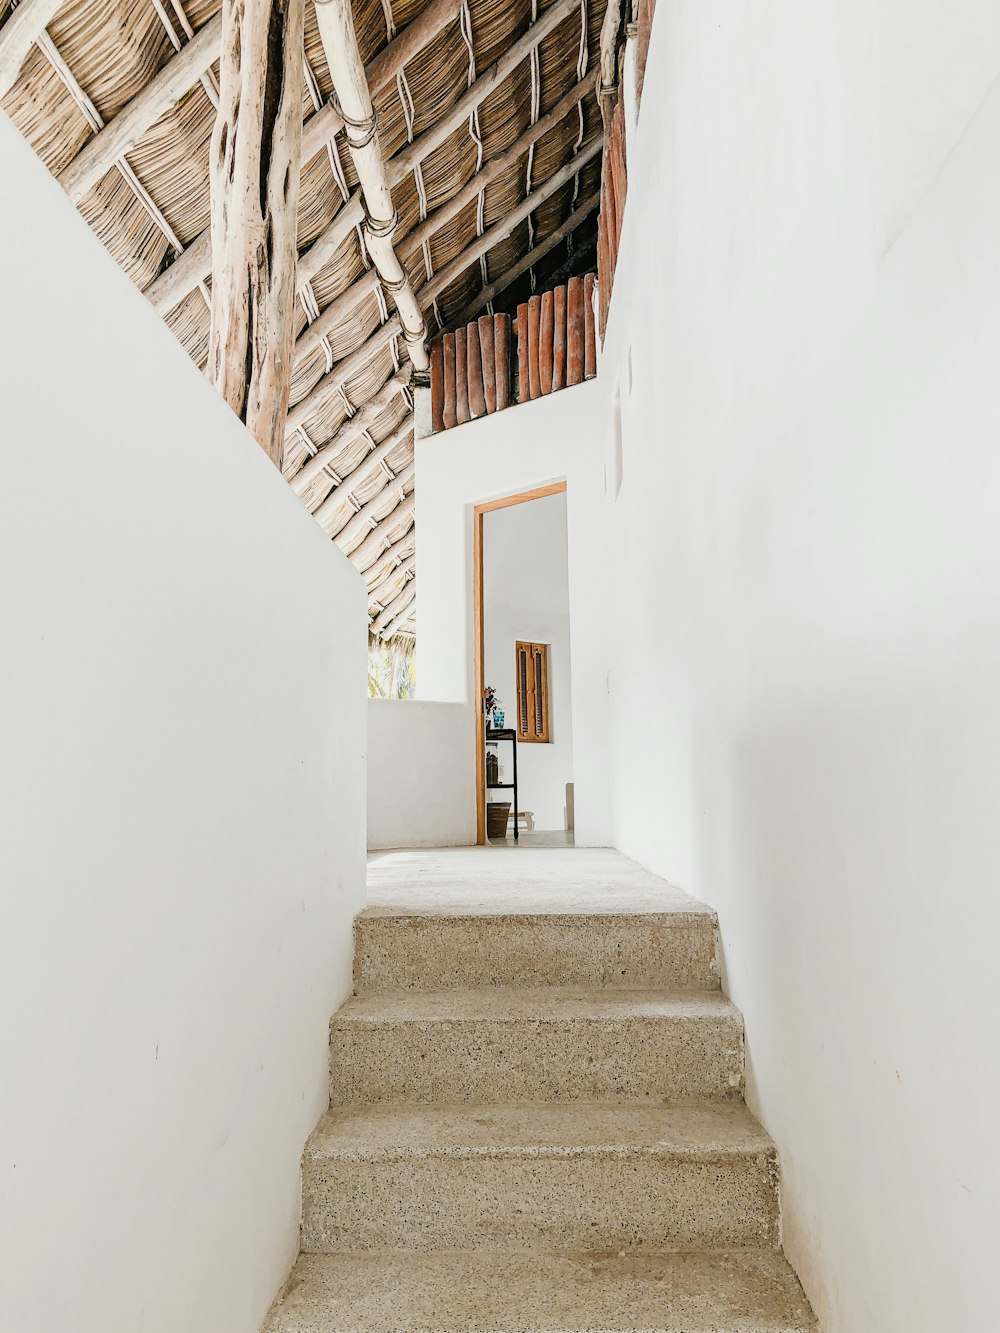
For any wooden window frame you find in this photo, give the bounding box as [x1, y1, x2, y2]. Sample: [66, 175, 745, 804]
[515, 641, 551, 743]
[473, 480, 567, 844]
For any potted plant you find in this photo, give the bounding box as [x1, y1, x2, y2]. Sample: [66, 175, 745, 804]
[483, 686, 504, 728]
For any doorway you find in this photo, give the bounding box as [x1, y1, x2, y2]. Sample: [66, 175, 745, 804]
[473, 482, 574, 845]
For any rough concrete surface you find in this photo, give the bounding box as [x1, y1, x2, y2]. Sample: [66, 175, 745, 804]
[263, 847, 815, 1332]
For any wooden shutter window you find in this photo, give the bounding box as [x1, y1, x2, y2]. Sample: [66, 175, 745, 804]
[515, 641, 550, 743]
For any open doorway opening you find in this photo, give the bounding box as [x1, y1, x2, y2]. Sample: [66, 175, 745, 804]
[474, 483, 574, 846]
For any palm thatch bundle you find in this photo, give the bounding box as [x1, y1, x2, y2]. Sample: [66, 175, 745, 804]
[1, 0, 603, 638]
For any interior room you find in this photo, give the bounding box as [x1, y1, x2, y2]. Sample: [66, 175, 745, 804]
[482, 487, 575, 843]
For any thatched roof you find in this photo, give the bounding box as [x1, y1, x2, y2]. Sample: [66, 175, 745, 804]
[1, 0, 603, 639]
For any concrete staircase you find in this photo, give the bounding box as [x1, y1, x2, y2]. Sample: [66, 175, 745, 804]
[265, 887, 817, 1331]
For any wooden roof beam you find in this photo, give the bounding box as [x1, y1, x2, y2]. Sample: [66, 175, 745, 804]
[376, 583, 417, 638]
[403, 74, 592, 265]
[313, 418, 413, 525]
[298, 0, 581, 290]
[364, 529, 416, 587]
[144, 0, 463, 315]
[59, 12, 223, 203]
[372, 577, 416, 636]
[287, 315, 403, 436]
[449, 191, 600, 328]
[208, 0, 303, 467]
[292, 367, 411, 496]
[350, 500, 415, 572]
[419, 136, 602, 310]
[368, 552, 416, 605]
[0, 0, 65, 98]
[335, 458, 415, 551]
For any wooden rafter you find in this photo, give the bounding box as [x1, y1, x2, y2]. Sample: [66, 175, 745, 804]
[208, 0, 304, 466]
[144, 0, 464, 316]
[298, 0, 581, 291]
[450, 192, 601, 329]
[292, 367, 411, 496]
[351, 501, 415, 572]
[313, 419, 413, 526]
[420, 137, 602, 309]
[369, 552, 416, 607]
[287, 317, 402, 436]
[0, 0, 65, 99]
[372, 578, 416, 636]
[336, 458, 415, 550]
[58, 13, 223, 204]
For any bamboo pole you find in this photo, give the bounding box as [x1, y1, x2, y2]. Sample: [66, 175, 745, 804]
[298, 31, 588, 299]
[494, 313, 511, 412]
[208, 0, 304, 467]
[552, 283, 567, 392]
[449, 192, 600, 329]
[292, 367, 410, 495]
[478, 316, 496, 414]
[0, 0, 65, 98]
[312, 0, 428, 371]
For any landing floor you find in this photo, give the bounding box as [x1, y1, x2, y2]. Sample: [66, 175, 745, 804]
[365, 845, 711, 916]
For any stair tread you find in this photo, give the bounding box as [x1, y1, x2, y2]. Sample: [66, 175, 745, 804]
[264, 1249, 817, 1332]
[306, 1101, 773, 1162]
[336, 987, 738, 1023]
[359, 905, 717, 922]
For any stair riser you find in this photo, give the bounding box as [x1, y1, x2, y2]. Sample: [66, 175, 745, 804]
[329, 1014, 744, 1104]
[354, 914, 720, 991]
[302, 1153, 779, 1252]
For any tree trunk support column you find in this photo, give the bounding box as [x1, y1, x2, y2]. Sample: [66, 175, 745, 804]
[209, 0, 305, 467]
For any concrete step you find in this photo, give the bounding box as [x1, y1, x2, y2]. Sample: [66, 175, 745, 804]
[329, 988, 744, 1105]
[354, 908, 720, 991]
[301, 1101, 779, 1253]
[264, 1249, 818, 1332]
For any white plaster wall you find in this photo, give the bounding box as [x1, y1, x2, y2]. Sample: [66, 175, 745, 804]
[483, 494, 574, 830]
[415, 382, 612, 847]
[0, 117, 366, 1333]
[598, 6, 1000, 1331]
[367, 698, 476, 847]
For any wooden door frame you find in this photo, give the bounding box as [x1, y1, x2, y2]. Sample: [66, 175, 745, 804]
[473, 480, 567, 844]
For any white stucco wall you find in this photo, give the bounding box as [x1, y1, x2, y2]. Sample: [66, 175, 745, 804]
[0, 117, 366, 1333]
[596, 6, 1000, 1332]
[483, 493, 574, 830]
[415, 381, 612, 847]
[367, 698, 476, 847]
